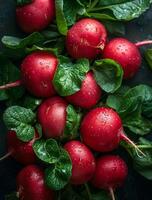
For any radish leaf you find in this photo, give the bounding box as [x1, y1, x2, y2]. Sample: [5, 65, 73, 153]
[3, 106, 36, 142]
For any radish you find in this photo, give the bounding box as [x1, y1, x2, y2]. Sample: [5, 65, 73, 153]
[66, 18, 107, 59]
[80, 107, 144, 155]
[64, 140, 96, 185]
[0, 130, 38, 165]
[0, 51, 58, 98]
[66, 71, 102, 109]
[16, 0, 55, 33]
[92, 155, 128, 200]
[17, 165, 54, 200]
[103, 38, 152, 79]
[38, 96, 67, 138]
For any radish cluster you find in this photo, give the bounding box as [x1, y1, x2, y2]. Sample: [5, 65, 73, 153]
[1, 1, 152, 200]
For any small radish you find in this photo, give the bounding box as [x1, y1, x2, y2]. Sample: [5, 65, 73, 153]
[0, 130, 38, 165]
[38, 96, 67, 138]
[66, 18, 107, 59]
[92, 155, 128, 200]
[103, 38, 152, 79]
[17, 165, 54, 200]
[0, 51, 58, 98]
[66, 71, 102, 109]
[64, 140, 96, 185]
[80, 107, 144, 155]
[16, 0, 55, 33]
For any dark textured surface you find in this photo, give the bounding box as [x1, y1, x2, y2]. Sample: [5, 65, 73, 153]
[0, 1, 152, 200]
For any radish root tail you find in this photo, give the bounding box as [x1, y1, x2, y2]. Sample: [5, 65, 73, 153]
[109, 187, 115, 200]
[121, 133, 146, 157]
[135, 40, 152, 47]
[0, 80, 21, 90]
[0, 151, 12, 161]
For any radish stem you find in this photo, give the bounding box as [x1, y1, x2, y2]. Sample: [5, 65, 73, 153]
[109, 187, 115, 200]
[0, 80, 22, 90]
[0, 151, 12, 161]
[135, 40, 152, 47]
[120, 133, 146, 157]
[84, 183, 92, 200]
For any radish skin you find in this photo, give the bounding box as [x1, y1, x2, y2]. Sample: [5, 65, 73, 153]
[0, 52, 58, 98]
[38, 96, 67, 138]
[0, 131, 38, 165]
[66, 72, 102, 109]
[16, 0, 55, 33]
[80, 107, 144, 154]
[92, 155, 128, 200]
[17, 165, 54, 200]
[64, 140, 96, 185]
[66, 18, 107, 59]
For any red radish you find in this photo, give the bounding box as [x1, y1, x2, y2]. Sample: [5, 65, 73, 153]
[66, 18, 107, 59]
[66, 71, 102, 109]
[80, 107, 144, 155]
[0, 51, 58, 98]
[38, 96, 67, 138]
[92, 155, 128, 200]
[17, 165, 54, 200]
[0, 130, 38, 165]
[16, 0, 55, 33]
[103, 38, 152, 79]
[64, 140, 96, 185]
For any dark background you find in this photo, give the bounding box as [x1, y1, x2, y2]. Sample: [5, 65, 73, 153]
[0, 1, 152, 200]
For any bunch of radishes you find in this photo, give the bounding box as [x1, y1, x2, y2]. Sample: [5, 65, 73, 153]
[1, 0, 152, 200]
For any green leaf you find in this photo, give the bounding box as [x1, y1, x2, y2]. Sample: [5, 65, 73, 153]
[123, 85, 152, 118]
[145, 49, 152, 69]
[103, 21, 126, 36]
[76, 0, 91, 7]
[33, 139, 60, 164]
[99, 0, 132, 6]
[101, 0, 152, 21]
[5, 192, 18, 200]
[61, 185, 85, 200]
[55, 0, 68, 35]
[124, 138, 152, 180]
[45, 149, 72, 190]
[2, 32, 44, 49]
[88, 13, 116, 21]
[1, 32, 45, 60]
[107, 85, 152, 135]
[0, 54, 24, 101]
[35, 123, 43, 138]
[53, 57, 90, 96]
[63, 0, 85, 26]
[15, 0, 32, 6]
[123, 103, 152, 135]
[3, 106, 36, 142]
[22, 95, 42, 111]
[64, 105, 81, 140]
[93, 59, 123, 93]
[92, 190, 111, 200]
[26, 45, 58, 56]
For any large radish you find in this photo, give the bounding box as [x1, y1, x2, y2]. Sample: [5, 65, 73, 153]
[66, 72, 102, 109]
[103, 38, 152, 79]
[0, 130, 38, 165]
[17, 165, 54, 200]
[16, 0, 55, 33]
[0, 51, 58, 98]
[38, 96, 67, 138]
[66, 18, 107, 59]
[92, 155, 128, 200]
[80, 107, 144, 155]
[64, 140, 96, 185]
